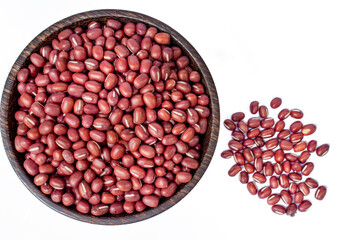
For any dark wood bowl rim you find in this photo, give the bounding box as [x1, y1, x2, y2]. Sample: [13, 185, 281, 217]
[0, 9, 220, 225]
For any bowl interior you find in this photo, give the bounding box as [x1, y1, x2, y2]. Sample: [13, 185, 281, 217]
[1, 9, 219, 225]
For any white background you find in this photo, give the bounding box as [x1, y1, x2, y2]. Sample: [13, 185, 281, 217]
[1, 0, 359, 239]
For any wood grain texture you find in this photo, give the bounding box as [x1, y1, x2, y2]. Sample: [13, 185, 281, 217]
[0, 9, 220, 225]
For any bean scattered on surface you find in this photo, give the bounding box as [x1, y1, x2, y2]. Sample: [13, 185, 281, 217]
[221, 97, 329, 216]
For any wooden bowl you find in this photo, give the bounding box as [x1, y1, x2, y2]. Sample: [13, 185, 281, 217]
[0, 9, 220, 225]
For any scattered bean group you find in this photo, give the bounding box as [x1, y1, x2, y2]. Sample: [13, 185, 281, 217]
[222, 97, 329, 216]
[15, 19, 211, 216]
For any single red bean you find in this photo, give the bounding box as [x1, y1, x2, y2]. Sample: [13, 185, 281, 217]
[279, 140, 293, 151]
[298, 200, 312, 212]
[224, 119, 236, 131]
[269, 176, 279, 189]
[307, 140, 317, 152]
[286, 203, 297, 217]
[294, 192, 304, 204]
[228, 164, 242, 177]
[316, 144, 330, 157]
[270, 97, 282, 109]
[301, 124, 316, 136]
[175, 172, 192, 183]
[301, 162, 314, 176]
[267, 194, 281, 205]
[305, 178, 319, 189]
[258, 186, 272, 199]
[274, 120, 285, 132]
[315, 186, 327, 200]
[298, 182, 310, 196]
[231, 112, 245, 122]
[280, 190, 292, 205]
[272, 205, 286, 215]
[290, 109, 303, 119]
[253, 172, 266, 183]
[259, 105, 268, 118]
[249, 101, 259, 114]
[278, 109, 290, 120]
[247, 182, 257, 195]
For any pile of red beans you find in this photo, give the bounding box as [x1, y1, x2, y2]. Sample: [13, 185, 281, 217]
[221, 97, 328, 216]
[15, 19, 210, 216]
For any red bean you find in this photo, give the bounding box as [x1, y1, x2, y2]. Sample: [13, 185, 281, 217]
[231, 112, 245, 122]
[267, 194, 280, 205]
[305, 178, 319, 189]
[301, 124, 316, 136]
[314, 186, 327, 200]
[316, 144, 330, 157]
[224, 119, 236, 131]
[258, 186, 272, 199]
[278, 109, 290, 120]
[286, 203, 297, 217]
[249, 101, 259, 114]
[247, 182, 257, 195]
[272, 205, 286, 215]
[298, 200, 312, 212]
[270, 97, 282, 109]
[14, 19, 211, 216]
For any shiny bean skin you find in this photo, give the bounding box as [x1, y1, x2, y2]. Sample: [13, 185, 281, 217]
[298, 200, 312, 212]
[272, 205, 286, 215]
[315, 186, 327, 200]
